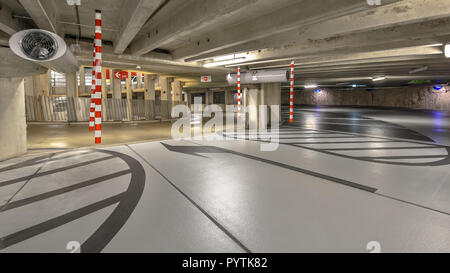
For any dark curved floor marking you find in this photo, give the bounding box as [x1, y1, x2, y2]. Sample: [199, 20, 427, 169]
[258, 107, 450, 166]
[281, 107, 436, 142]
[221, 129, 450, 167]
[127, 144, 252, 253]
[163, 142, 377, 193]
[0, 149, 146, 253]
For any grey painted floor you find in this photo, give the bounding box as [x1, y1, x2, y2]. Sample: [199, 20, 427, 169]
[1, 106, 449, 252]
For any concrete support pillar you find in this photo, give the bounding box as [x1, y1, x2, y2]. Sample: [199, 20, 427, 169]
[24, 76, 34, 96]
[144, 74, 156, 120]
[224, 89, 233, 106]
[262, 83, 281, 125]
[171, 80, 182, 108]
[136, 73, 142, 89]
[79, 67, 86, 95]
[112, 69, 121, 99]
[248, 87, 259, 130]
[33, 71, 50, 97]
[243, 88, 248, 108]
[101, 68, 107, 121]
[126, 72, 132, 121]
[65, 72, 78, 122]
[66, 72, 78, 97]
[205, 90, 211, 105]
[184, 91, 189, 104]
[0, 77, 27, 160]
[160, 76, 170, 120]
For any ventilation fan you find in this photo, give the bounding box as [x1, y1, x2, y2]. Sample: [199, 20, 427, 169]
[20, 31, 58, 61]
[9, 29, 79, 73]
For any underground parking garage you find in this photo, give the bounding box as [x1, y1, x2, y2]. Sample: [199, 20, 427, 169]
[0, 0, 449, 261]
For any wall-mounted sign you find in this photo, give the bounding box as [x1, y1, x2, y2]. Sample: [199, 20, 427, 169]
[114, 71, 129, 79]
[201, 75, 212, 83]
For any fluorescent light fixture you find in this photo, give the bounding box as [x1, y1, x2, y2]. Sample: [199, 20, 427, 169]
[304, 84, 318, 88]
[214, 53, 247, 62]
[352, 84, 357, 88]
[203, 57, 246, 67]
[204, 53, 251, 67]
[424, 43, 443, 47]
[445, 43, 450, 58]
[409, 66, 428, 74]
[66, 0, 80, 5]
[372, 76, 386, 82]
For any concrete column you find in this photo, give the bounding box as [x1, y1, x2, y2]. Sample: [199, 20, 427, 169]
[136, 73, 142, 89]
[126, 72, 132, 121]
[0, 77, 27, 160]
[160, 76, 170, 120]
[184, 91, 189, 104]
[101, 68, 107, 121]
[65, 72, 78, 122]
[33, 71, 50, 97]
[262, 83, 281, 125]
[248, 87, 259, 130]
[79, 67, 86, 95]
[44, 70, 51, 96]
[225, 89, 235, 106]
[205, 90, 212, 105]
[112, 69, 122, 99]
[66, 72, 77, 97]
[171, 80, 182, 109]
[144, 74, 156, 120]
[243, 87, 248, 108]
[24, 76, 34, 96]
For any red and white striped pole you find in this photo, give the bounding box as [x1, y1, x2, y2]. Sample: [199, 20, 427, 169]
[237, 66, 241, 119]
[94, 10, 102, 144]
[89, 48, 96, 131]
[289, 61, 294, 123]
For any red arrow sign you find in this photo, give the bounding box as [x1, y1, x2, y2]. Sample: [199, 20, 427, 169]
[114, 71, 129, 79]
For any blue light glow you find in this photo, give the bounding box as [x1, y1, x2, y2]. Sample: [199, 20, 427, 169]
[315, 89, 322, 93]
[433, 85, 443, 91]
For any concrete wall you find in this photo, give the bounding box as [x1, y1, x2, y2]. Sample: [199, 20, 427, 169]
[283, 86, 450, 110]
[0, 78, 27, 161]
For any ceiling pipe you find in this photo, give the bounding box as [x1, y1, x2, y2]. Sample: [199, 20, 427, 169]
[9, 29, 79, 73]
[227, 69, 289, 85]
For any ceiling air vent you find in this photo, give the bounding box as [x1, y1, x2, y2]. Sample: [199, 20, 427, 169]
[10, 29, 79, 73]
[20, 30, 58, 61]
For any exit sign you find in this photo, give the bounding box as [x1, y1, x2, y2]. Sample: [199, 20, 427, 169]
[201, 75, 212, 83]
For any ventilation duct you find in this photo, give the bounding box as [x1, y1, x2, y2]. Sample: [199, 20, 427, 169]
[9, 29, 79, 73]
[227, 69, 289, 85]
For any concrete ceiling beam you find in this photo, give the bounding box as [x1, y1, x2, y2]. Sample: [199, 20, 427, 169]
[182, 0, 450, 63]
[129, 0, 262, 56]
[230, 44, 443, 69]
[172, 0, 391, 61]
[197, 20, 450, 65]
[0, 4, 23, 35]
[73, 40, 229, 75]
[113, 0, 165, 54]
[18, 0, 60, 35]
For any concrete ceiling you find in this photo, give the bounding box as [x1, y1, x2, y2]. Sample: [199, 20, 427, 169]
[1, 0, 450, 88]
